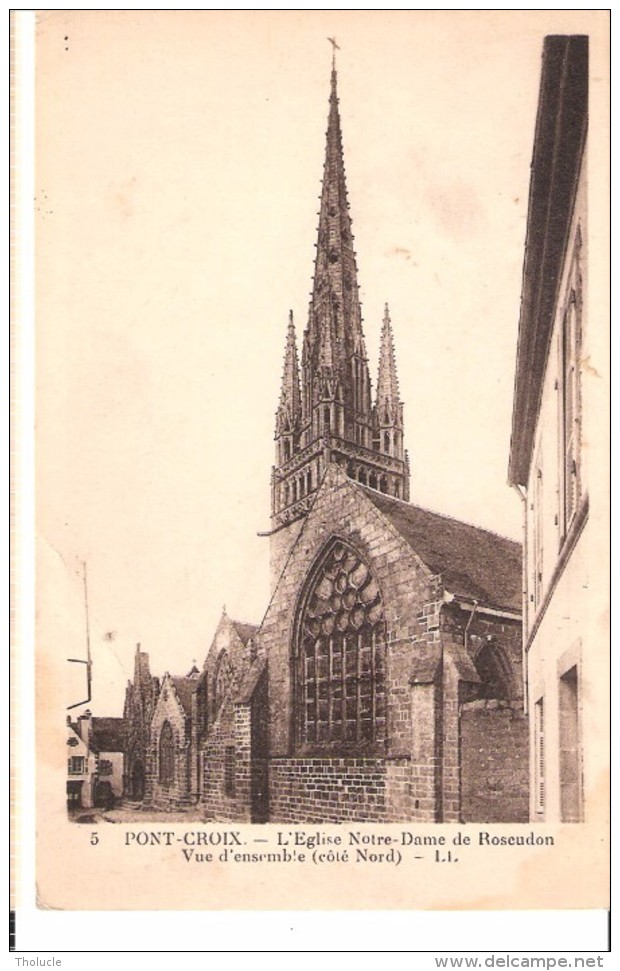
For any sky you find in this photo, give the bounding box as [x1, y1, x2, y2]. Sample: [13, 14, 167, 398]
[35, 9, 600, 716]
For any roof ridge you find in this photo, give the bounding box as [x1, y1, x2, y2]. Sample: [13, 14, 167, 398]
[355, 482, 520, 546]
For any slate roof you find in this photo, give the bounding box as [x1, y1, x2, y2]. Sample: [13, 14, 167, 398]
[90, 717, 125, 753]
[170, 677, 196, 716]
[359, 485, 522, 614]
[231, 620, 259, 645]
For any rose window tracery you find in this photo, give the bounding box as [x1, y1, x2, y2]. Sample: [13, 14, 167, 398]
[297, 540, 386, 748]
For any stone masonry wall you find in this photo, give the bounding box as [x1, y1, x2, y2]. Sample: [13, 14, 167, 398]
[440, 605, 525, 822]
[201, 699, 253, 822]
[269, 758, 388, 823]
[261, 465, 444, 823]
[460, 701, 529, 822]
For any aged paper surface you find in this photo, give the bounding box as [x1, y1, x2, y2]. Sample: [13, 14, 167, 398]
[34, 10, 609, 913]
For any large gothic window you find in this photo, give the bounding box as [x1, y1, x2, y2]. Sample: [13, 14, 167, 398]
[159, 720, 175, 786]
[296, 540, 386, 751]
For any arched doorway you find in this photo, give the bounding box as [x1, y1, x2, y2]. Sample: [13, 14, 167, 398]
[131, 759, 145, 801]
[95, 780, 115, 809]
[474, 641, 513, 701]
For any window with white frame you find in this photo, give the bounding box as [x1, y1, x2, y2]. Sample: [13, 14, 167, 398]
[68, 756, 85, 775]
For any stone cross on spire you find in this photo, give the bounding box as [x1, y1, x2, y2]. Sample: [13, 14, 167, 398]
[327, 36, 340, 70]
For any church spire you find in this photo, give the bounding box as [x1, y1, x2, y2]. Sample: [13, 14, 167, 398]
[309, 63, 365, 359]
[270, 60, 410, 534]
[301, 61, 371, 450]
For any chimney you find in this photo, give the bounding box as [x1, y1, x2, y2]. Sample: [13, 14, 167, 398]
[77, 709, 92, 745]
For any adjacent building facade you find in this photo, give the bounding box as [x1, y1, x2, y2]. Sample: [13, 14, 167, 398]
[67, 710, 125, 809]
[508, 35, 599, 823]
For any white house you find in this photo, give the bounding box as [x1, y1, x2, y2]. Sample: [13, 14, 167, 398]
[509, 34, 607, 823]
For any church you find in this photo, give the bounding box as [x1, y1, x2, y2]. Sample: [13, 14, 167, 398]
[122, 61, 528, 824]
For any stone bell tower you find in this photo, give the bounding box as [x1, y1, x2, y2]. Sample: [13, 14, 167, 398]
[268, 60, 410, 584]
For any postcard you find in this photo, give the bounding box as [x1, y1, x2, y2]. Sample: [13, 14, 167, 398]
[26, 9, 609, 916]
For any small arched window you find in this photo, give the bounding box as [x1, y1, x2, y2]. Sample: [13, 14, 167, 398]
[474, 642, 513, 701]
[214, 651, 233, 715]
[159, 720, 175, 786]
[383, 431, 390, 453]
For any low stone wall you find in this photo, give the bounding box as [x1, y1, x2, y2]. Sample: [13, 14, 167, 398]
[460, 700, 529, 823]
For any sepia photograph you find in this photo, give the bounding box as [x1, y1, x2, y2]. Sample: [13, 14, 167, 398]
[28, 9, 609, 915]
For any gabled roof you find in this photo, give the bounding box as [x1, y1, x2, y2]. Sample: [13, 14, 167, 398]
[90, 717, 125, 753]
[359, 485, 522, 614]
[236, 656, 266, 705]
[170, 677, 196, 717]
[231, 620, 259, 646]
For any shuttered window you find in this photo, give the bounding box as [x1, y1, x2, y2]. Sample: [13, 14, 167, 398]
[560, 229, 583, 537]
[534, 698, 545, 815]
[532, 455, 544, 609]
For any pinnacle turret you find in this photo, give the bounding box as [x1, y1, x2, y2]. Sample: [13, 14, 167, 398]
[275, 311, 302, 465]
[277, 310, 301, 420]
[376, 303, 402, 422]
